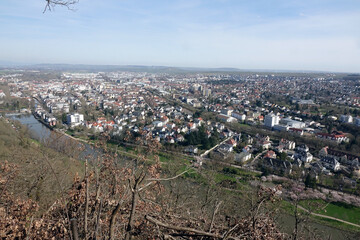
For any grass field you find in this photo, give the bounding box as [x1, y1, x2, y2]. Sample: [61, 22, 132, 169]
[300, 199, 360, 225]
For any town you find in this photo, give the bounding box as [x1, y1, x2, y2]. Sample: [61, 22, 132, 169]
[1, 69, 360, 199]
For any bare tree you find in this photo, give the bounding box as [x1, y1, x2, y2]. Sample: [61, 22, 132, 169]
[43, 0, 79, 13]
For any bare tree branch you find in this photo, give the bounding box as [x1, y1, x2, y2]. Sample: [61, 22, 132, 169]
[145, 215, 223, 238]
[125, 172, 147, 240]
[139, 169, 189, 192]
[209, 201, 222, 233]
[94, 199, 103, 240]
[44, 0, 79, 13]
[70, 218, 79, 240]
[109, 188, 130, 240]
[84, 159, 89, 239]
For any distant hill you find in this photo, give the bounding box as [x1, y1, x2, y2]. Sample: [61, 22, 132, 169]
[12, 64, 245, 73]
[1, 63, 347, 74]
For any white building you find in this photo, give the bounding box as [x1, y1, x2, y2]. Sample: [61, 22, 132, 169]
[280, 118, 305, 129]
[264, 114, 280, 127]
[202, 88, 212, 97]
[221, 108, 233, 116]
[67, 113, 84, 127]
[340, 115, 353, 123]
[235, 152, 252, 163]
[354, 117, 360, 126]
[232, 112, 246, 121]
[217, 114, 237, 123]
[0, 90, 6, 98]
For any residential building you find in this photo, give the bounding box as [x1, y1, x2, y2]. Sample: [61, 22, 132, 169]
[264, 114, 280, 127]
[320, 157, 341, 172]
[232, 112, 246, 121]
[340, 115, 353, 123]
[355, 117, 360, 126]
[235, 152, 252, 163]
[67, 113, 84, 127]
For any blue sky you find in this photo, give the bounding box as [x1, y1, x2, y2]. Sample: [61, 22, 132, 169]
[1, 0, 360, 72]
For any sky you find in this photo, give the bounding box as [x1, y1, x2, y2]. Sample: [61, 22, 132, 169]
[1, 0, 360, 72]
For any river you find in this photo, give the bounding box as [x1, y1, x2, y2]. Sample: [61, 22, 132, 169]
[7, 113, 101, 161]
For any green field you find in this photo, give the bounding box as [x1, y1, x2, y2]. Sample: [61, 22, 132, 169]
[300, 199, 360, 225]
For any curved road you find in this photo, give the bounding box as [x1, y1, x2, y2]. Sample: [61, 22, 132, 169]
[297, 205, 360, 228]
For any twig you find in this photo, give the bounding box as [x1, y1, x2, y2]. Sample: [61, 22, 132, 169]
[94, 199, 103, 240]
[25, 216, 34, 240]
[139, 170, 189, 192]
[109, 188, 130, 240]
[222, 224, 239, 240]
[43, 0, 79, 13]
[209, 201, 222, 233]
[145, 215, 222, 238]
[125, 172, 146, 240]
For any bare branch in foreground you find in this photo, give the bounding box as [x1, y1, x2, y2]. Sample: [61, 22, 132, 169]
[145, 215, 223, 239]
[44, 0, 79, 13]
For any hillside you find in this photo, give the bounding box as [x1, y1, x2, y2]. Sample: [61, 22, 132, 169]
[0, 117, 84, 211]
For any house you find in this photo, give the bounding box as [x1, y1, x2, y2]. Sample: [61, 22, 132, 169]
[221, 108, 233, 116]
[296, 144, 309, 153]
[320, 157, 341, 172]
[185, 146, 198, 154]
[192, 156, 203, 168]
[152, 121, 163, 128]
[0, 90, 6, 98]
[161, 116, 169, 124]
[265, 158, 293, 175]
[165, 136, 175, 144]
[264, 150, 277, 159]
[217, 114, 237, 123]
[192, 101, 202, 108]
[232, 112, 246, 121]
[294, 150, 313, 163]
[91, 122, 104, 132]
[316, 131, 349, 143]
[340, 115, 353, 123]
[311, 162, 327, 174]
[257, 140, 271, 150]
[294, 145, 313, 163]
[279, 139, 295, 150]
[235, 152, 252, 164]
[175, 135, 185, 142]
[218, 144, 233, 153]
[194, 117, 203, 126]
[319, 146, 360, 165]
[226, 138, 237, 147]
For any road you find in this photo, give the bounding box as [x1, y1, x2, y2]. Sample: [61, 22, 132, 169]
[200, 137, 231, 157]
[244, 150, 267, 168]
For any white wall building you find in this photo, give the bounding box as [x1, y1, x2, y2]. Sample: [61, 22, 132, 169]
[221, 108, 233, 116]
[264, 114, 280, 127]
[340, 115, 353, 123]
[67, 113, 84, 127]
[232, 112, 246, 121]
[280, 118, 306, 129]
[355, 118, 360, 126]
